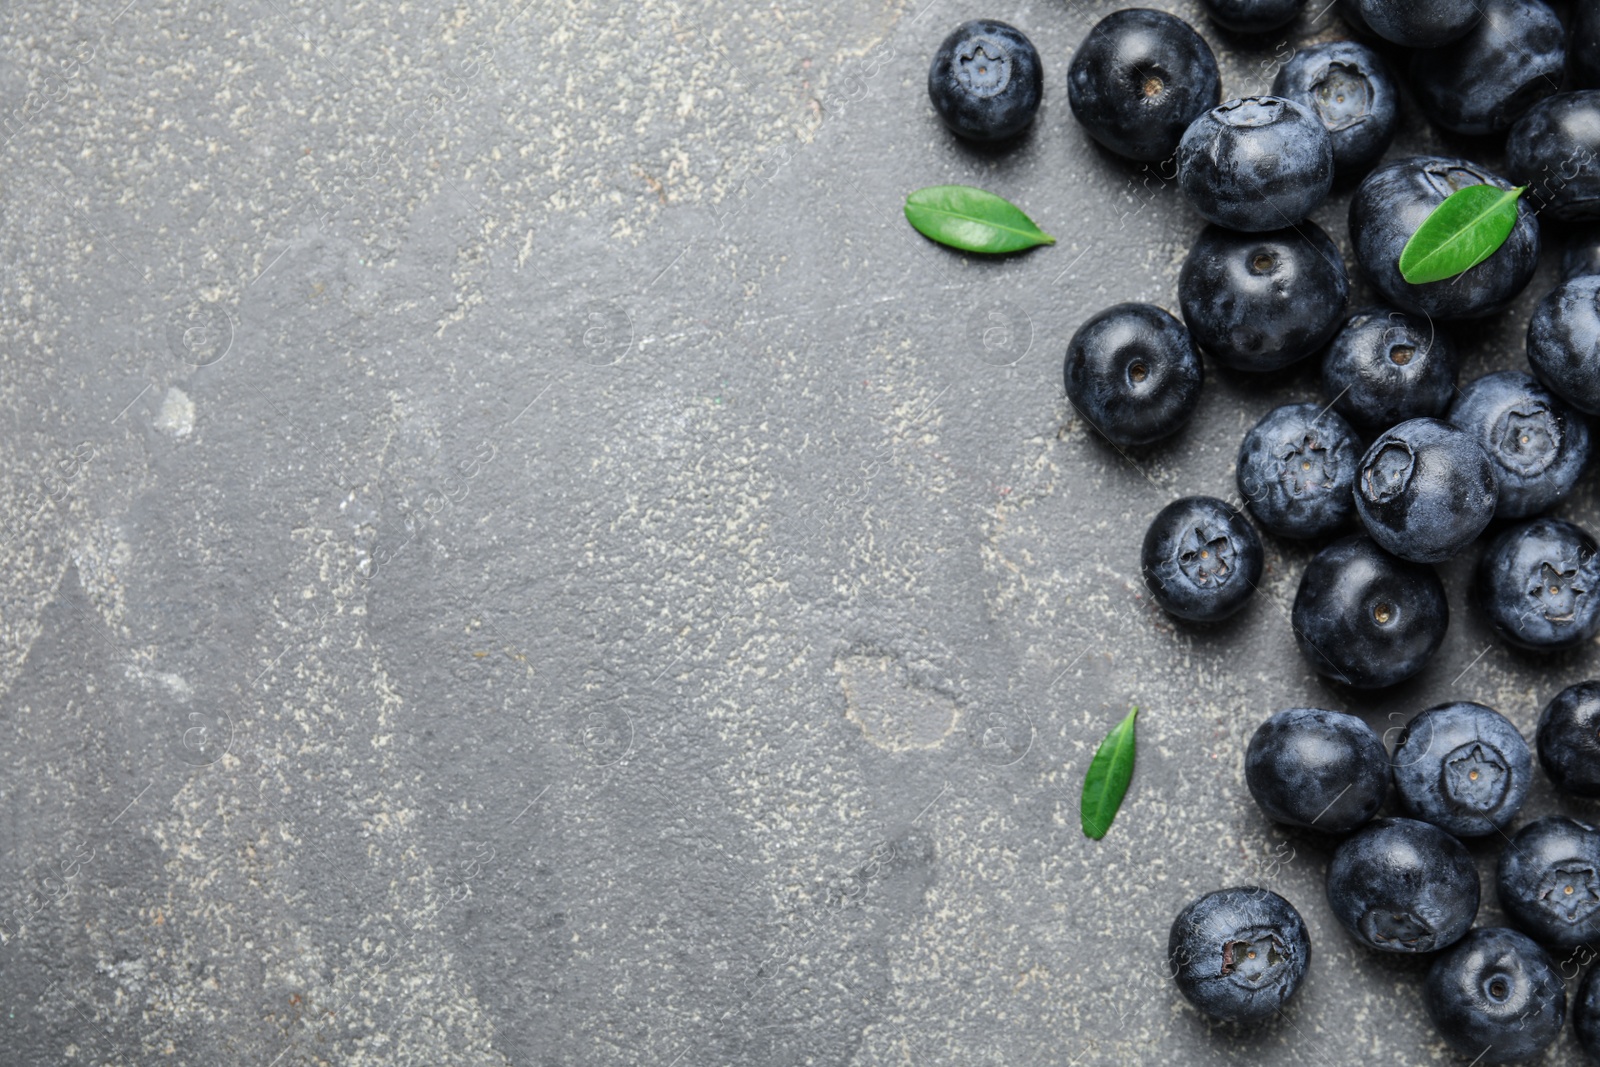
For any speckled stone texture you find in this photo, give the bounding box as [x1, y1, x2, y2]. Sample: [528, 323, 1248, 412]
[1, 0, 1597, 1064]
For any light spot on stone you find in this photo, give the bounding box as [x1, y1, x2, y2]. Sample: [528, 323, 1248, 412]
[155, 386, 195, 438]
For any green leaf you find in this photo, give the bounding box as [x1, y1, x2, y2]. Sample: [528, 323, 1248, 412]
[1399, 184, 1526, 285]
[903, 184, 1055, 254]
[1081, 706, 1139, 841]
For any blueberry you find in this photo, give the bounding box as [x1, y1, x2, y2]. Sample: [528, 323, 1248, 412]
[1178, 222, 1348, 373]
[1537, 681, 1600, 798]
[1198, 0, 1303, 35]
[1235, 403, 1360, 540]
[1409, 0, 1564, 137]
[1353, 0, 1480, 47]
[1141, 497, 1263, 623]
[1245, 708, 1387, 833]
[1167, 886, 1311, 1023]
[1477, 517, 1600, 652]
[1424, 928, 1565, 1065]
[927, 20, 1043, 143]
[1391, 701, 1531, 838]
[1177, 97, 1334, 231]
[1576, 3, 1600, 90]
[1497, 816, 1600, 949]
[1354, 418, 1498, 564]
[1350, 156, 1541, 320]
[1447, 371, 1591, 520]
[1508, 92, 1600, 223]
[1064, 303, 1204, 447]
[1271, 41, 1398, 185]
[1321, 307, 1459, 434]
[1578, 961, 1600, 1062]
[1067, 10, 1221, 163]
[1327, 817, 1478, 953]
[1292, 535, 1448, 689]
[1528, 274, 1600, 416]
[1564, 226, 1600, 281]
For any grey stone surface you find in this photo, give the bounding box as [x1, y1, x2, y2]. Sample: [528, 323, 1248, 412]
[1, 0, 1596, 1063]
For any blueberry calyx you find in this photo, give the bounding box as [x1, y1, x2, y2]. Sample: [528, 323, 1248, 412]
[1217, 96, 1284, 127]
[1364, 441, 1415, 502]
[1312, 64, 1372, 131]
[1220, 931, 1286, 983]
[1361, 910, 1433, 951]
[955, 39, 1012, 97]
[1491, 403, 1559, 476]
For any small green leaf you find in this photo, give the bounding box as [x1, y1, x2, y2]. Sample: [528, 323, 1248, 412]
[1399, 184, 1526, 285]
[903, 184, 1055, 254]
[1081, 706, 1139, 841]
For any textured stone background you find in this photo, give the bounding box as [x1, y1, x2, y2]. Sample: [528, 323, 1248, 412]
[1, 0, 1597, 1063]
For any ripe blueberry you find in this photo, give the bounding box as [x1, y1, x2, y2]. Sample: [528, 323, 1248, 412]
[1235, 403, 1359, 540]
[927, 20, 1043, 143]
[1064, 303, 1204, 448]
[1321, 307, 1458, 434]
[1536, 681, 1600, 798]
[1271, 41, 1398, 186]
[1528, 274, 1600, 416]
[1198, 0, 1303, 35]
[1168, 886, 1311, 1023]
[1350, 156, 1540, 320]
[1390, 701, 1531, 838]
[1354, 418, 1498, 564]
[1477, 517, 1600, 652]
[1292, 535, 1448, 689]
[1245, 708, 1387, 833]
[1178, 222, 1348, 373]
[1327, 817, 1478, 953]
[1177, 96, 1334, 231]
[1067, 9, 1220, 163]
[1423, 928, 1565, 1065]
[1353, 0, 1480, 47]
[1507, 92, 1600, 223]
[1446, 371, 1590, 521]
[1576, 4, 1600, 90]
[1497, 816, 1600, 949]
[1141, 496, 1262, 623]
[1578, 961, 1600, 1062]
[1408, 0, 1564, 137]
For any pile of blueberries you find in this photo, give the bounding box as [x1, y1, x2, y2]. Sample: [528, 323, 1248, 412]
[924, 0, 1600, 1060]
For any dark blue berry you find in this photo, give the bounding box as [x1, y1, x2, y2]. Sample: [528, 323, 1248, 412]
[1391, 702, 1531, 838]
[1350, 157, 1541, 320]
[1177, 96, 1334, 231]
[1271, 41, 1398, 185]
[1536, 681, 1600, 798]
[1578, 961, 1600, 1062]
[1409, 0, 1564, 137]
[1508, 92, 1600, 223]
[1245, 708, 1387, 832]
[1321, 307, 1458, 434]
[1563, 226, 1600, 281]
[1198, 0, 1303, 35]
[1576, 4, 1600, 90]
[1497, 816, 1600, 949]
[1354, 418, 1498, 564]
[1447, 371, 1590, 520]
[1354, 0, 1480, 47]
[1528, 274, 1600, 416]
[1327, 817, 1478, 953]
[1292, 535, 1448, 689]
[927, 20, 1043, 143]
[1178, 222, 1348, 373]
[1424, 928, 1565, 1065]
[1064, 303, 1204, 447]
[1236, 403, 1359, 540]
[1141, 496, 1262, 623]
[1477, 517, 1600, 652]
[1168, 886, 1311, 1022]
[1067, 10, 1220, 163]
